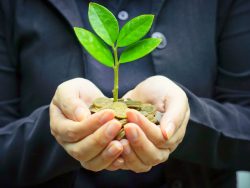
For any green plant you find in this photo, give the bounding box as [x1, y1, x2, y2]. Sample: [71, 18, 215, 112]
[74, 2, 161, 102]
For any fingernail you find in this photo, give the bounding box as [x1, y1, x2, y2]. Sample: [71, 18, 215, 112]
[121, 140, 131, 155]
[165, 122, 175, 140]
[132, 113, 138, 122]
[100, 112, 112, 124]
[107, 144, 121, 156]
[126, 127, 138, 142]
[128, 111, 138, 122]
[106, 122, 118, 138]
[123, 144, 131, 155]
[75, 107, 86, 121]
[113, 158, 124, 167]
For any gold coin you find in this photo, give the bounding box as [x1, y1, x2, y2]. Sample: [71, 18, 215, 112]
[140, 110, 149, 116]
[125, 99, 142, 109]
[111, 102, 128, 119]
[119, 118, 128, 125]
[89, 105, 101, 113]
[147, 114, 157, 124]
[93, 97, 112, 108]
[141, 103, 156, 114]
[116, 128, 126, 140]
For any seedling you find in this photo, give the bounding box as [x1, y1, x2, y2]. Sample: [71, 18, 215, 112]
[74, 2, 161, 102]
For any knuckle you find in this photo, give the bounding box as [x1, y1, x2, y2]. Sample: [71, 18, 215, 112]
[143, 166, 152, 172]
[131, 138, 144, 149]
[169, 145, 177, 153]
[155, 138, 166, 147]
[152, 156, 163, 165]
[68, 147, 81, 161]
[82, 162, 101, 172]
[151, 154, 166, 165]
[65, 127, 78, 142]
[92, 135, 108, 148]
[134, 166, 152, 173]
[61, 98, 76, 112]
[166, 138, 175, 146]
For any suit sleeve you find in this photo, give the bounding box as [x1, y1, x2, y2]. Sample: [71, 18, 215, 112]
[0, 4, 80, 187]
[173, 0, 250, 170]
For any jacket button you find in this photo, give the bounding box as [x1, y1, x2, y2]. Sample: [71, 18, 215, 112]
[151, 32, 167, 49]
[171, 180, 183, 188]
[118, 10, 129, 21]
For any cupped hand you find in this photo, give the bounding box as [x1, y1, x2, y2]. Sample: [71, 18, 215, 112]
[108, 76, 190, 172]
[50, 78, 124, 171]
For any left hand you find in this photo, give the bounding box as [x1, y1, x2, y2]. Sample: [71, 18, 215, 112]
[107, 75, 190, 172]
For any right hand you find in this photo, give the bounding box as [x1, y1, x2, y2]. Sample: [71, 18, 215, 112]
[50, 78, 124, 171]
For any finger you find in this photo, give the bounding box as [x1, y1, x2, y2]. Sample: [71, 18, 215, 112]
[82, 140, 123, 172]
[124, 123, 169, 166]
[53, 83, 91, 122]
[106, 157, 125, 171]
[50, 103, 114, 142]
[165, 109, 190, 152]
[160, 92, 189, 140]
[126, 109, 166, 148]
[123, 90, 134, 99]
[64, 119, 122, 162]
[77, 79, 105, 107]
[120, 139, 152, 173]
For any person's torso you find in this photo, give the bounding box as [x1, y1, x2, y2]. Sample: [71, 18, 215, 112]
[6, 0, 236, 187]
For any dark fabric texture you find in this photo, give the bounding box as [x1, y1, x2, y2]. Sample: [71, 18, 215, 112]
[0, 0, 250, 187]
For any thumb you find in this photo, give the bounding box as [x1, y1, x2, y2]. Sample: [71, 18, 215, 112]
[74, 102, 91, 121]
[53, 90, 91, 122]
[122, 90, 134, 99]
[160, 93, 188, 140]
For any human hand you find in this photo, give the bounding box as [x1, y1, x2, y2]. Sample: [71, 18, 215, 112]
[108, 76, 190, 172]
[50, 78, 124, 171]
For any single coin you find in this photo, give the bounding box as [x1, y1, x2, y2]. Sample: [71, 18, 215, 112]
[89, 105, 101, 113]
[147, 114, 157, 124]
[125, 99, 142, 109]
[111, 102, 128, 119]
[93, 97, 113, 108]
[141, 103, 156, 114]
[139, 110, 149, 116]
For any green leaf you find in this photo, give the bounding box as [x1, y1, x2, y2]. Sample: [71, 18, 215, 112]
[88, 2, 119, 46]
[117, 15, 154, 47]
[119, 38, 161, 63]
[74, 27, 114, 68]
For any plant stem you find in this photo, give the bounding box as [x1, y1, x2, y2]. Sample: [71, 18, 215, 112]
[112, 46, 119, 102]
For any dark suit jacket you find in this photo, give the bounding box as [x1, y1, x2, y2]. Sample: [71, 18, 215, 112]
[0, 0, 250, 187]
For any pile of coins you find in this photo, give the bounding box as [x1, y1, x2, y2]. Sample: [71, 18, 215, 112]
[89, 97, 158, 140]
